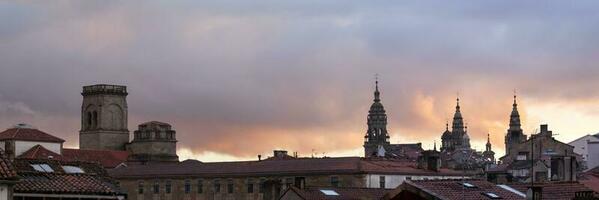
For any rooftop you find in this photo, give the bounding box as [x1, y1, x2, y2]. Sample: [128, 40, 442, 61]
[399, 179, 525, 200]
[0, 126, 65, 143]
[82, 84, 127, 96]
[282, 186, 391, 200]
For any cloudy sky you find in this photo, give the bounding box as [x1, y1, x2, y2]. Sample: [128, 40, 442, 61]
[1, 1, 599, 161]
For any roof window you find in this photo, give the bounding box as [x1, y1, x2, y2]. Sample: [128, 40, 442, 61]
[482, 192, 501, 199]
[62, 166, 85, 173]
[31, 164, 54, 172]
[461, 182, 476, 188]
[320, 190, 339, 196]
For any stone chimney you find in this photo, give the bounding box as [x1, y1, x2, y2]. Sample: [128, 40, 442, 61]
[418, 150, 440, 171]
[539, 124, 552, 137]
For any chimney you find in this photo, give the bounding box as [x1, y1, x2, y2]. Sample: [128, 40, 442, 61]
[258, 155, 262, 161]
[540, 124, 548, 134]
[418, 150, 440, 172]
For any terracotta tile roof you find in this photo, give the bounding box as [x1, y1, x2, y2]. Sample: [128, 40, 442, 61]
[0, 127, 65, 143]
[110, 157, 469, 179]
[18, 145, 62, 160]
[402, 179, 525, 200]
[282, 186, 391, 200]
[579, 173, 599, 193]
[0, 151, 17, 180]
[62, 148, 128, 168]
[12, 159, 122, 196]
[507, 182, 595, 200]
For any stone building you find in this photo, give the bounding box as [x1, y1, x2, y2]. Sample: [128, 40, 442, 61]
[497, 124, 579, 183]
[109, 151, 469, 200]
[80, 84, 130, 151]
[128, 121, 179, 162]
[363, 81, 423, 159]
[483, 133, 496, 163]
[440, 98, 471, 152]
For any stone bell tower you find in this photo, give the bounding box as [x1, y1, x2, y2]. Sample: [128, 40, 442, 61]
[79, 84, 129, 151]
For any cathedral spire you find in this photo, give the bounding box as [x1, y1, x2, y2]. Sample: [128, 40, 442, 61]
[364, 78, 390, 157]
[451, 97, 465, 133]
[374, 80, 381, 102]
[509, 94, 522, 131]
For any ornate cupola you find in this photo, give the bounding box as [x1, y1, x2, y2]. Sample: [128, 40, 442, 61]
[364, 80, 390, 157]
[483, 133, 496, 163]
[451, 98, 465, 134]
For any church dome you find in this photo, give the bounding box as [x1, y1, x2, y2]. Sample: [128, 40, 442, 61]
[442, 130, 451, 139]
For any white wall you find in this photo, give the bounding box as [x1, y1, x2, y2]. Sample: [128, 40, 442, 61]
[15, 141, 61, 157]
[365, 174, 466, 189]
[569, 135, 599, 161]
[0, 185, 9, 200]
[587, 142, 599, 171]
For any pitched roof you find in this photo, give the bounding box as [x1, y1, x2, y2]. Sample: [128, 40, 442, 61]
[282, 186, 391, 200]
[18, 145, 62, 160]
[0, 151, 17, 180]
[62, 148, 129, 169]
[12, 158, 122, 196]
[507, 182, 595, 200]
[401, 179, 525, 200]
[0, 127, 65, 143]
[109, 157, 469, 179]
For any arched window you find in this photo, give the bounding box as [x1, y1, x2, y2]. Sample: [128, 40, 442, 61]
[92, 111, 98, 128]
[87, 112, 92, 129]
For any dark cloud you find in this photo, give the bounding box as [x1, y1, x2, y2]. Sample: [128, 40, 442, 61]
[1, 1, 599, 158]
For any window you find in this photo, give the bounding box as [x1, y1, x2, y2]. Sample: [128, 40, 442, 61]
[227, 179, 234, 193]
[517, 152, 528, 160]
[185, 180, 191, 194]
[247, 179, 254, 193]
[320, 190, 339, 196]
[87, 112, 92, 128]
[461, 182, 477, 188]
[138, 181, 144, 194]
[165, 180, 172, 194]
[214, 180, 221, 193]
[62, 166, 85, 174]
[379, 176, 386, 188]
[285, 177, 293, 187]
[482, 192, 501, 199]
[153, 181, 160, 194]
[406, 176, 412, 180]
[92, 111, 98, 128]
[330, 176, 339, 187]
[198, 179, 203, 193]
[294, 177, 306, 189]
[259, 178, 266, 193]
[31, 164, 54, 172]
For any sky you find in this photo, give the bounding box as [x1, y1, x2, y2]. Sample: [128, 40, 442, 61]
[1, 1, 599, 162]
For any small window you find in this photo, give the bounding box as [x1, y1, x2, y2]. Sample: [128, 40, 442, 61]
[259, 178, 265, 193]
[214, 180, 221, 193]
[138, 181, 144, 194]
[285, 177, 293, 187]
[165, 180, 172, 194]
[198, 179, 203, 194]
[247, 179, 254, 193]
[62, 166, 85, 174]
[379, 176, 386, 188]
[330, 176, 339, 187]
[185, 180, 191, 194]
[227, 179, 234, 193]
[31, 164, 54, 172]
[153, 181, 160, 194]
[320, 190, 339, 196]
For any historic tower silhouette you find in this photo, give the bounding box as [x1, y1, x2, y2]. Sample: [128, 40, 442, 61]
[79, 84, 129, 151]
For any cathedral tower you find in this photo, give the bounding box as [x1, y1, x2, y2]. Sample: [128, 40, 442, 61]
[505, 95, 526, 156]
[364, 80, 390, 157]
[441, 98, 471, 152]
[80, 84, 129, 151]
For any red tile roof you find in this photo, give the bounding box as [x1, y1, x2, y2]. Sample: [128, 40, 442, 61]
[18, 145, 62, 160]
[402, 179, 525, 200]
[507, 182, 595, 200]
[0, 151, 17, 180]
[62, 148, 129, 169]
[13, 159, 122, 196]
[0, 128, 64, 143]
[282, 186, 391, 200]
[109, 157, 469, 179]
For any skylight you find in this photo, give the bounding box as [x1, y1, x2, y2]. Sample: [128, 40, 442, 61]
[320, 190, 339, 196]
[31, 164, 54, 172]
[482, 192, 501, 199]
[62, 166, 85, 174]
[461, 182, 476, 188]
